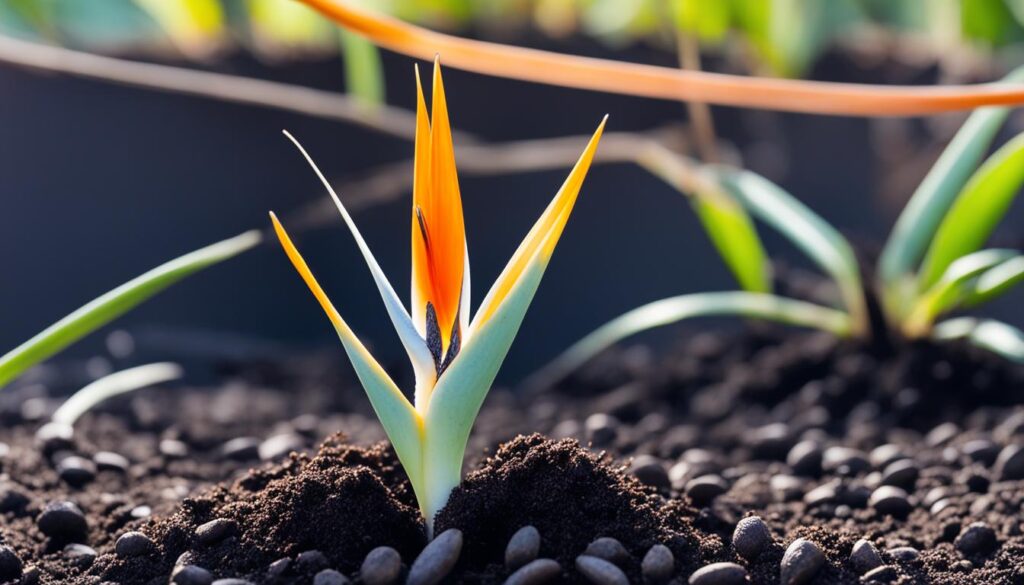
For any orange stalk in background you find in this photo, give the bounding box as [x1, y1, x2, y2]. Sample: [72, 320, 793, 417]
[301, 0, 1024, 117]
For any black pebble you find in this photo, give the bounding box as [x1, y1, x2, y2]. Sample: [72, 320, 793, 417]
[361, 546, 402, 585]
[408, 528, 462, 585]
[115, 531, 152, 558]
[93, 451, 130, 473]
[861, 565, 898, 584]
[160, 439, 189, 459]
[780, 538, 825, 585]
[786, 441, 823, 476]
[296, 550, 330, 573]
[574, 555, 628, 585]
[732, 516, 772, 560]
[822, 447, 870, 475]
[630, 456, 670, 490]
[963, 440, 1000, 465]
[56, 456, 96, 488]
[37, 501, 88, 541]
[879, 459, 919, 489]
[195, 518, 237, 546]
[955, 522, 998, 556]
[35, 422, 74, 456]
[994, 444, 1024, 480]
[62, 543, 97, 567]
[0, 483, 29, 513]
[505, 526, 541, 571]
[0, 544, 22, 581]
[211, 580, 255, 585]
[868, 486, 912, 518]
[641, 544, 674, 584]
[583, 537, 629, 566]
[685, 475, 728, 506]
[172, 565, 214, 585]
[687, 562, 747, 585]
[220, 437, 260, 461]
[585, 414, 619, 447]
[266, 558, 291, 578]
[887, 547, 919, 562]
[259, 433, 305, 462]
[849, 539, 882, 574]
[313, 569, 350, 585]
[503, 558, 561, 585]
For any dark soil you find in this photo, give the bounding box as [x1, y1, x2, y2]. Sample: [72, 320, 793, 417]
[2, 326, 1024, 584]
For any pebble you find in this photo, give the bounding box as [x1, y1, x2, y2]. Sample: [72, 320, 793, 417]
[583, 537, 629, 566]
[296, 550, 330, 573]
[408, 528, 462, 585]
[503, 559, 561, 585]
[994, 444, 1024, 481]
[630, 456, 671, 490]
[685, 475, 728, 505]
[0, 545, 22, 581]
[195, 518, 237, 546]
[849, 539, 883, 574]
[505, 526, 541, 571]
[20, 565, 40, 585]
[732, 516, 772, 560]
[746, 423, 793, 458]
[266, 558, 291, 578]
[361, 546, 402, 585]
[172, 565, 214, 585]
[574, 555, 628, 585]
[585, 414, 619, 447]
[130, 505, 152, 519]
[0, 483, 30, 513]
[963, 440, 1000, 465]
[926, 422, 960, 447]
[259, 433, 305, 461]
[861, 565, 898, 584]
[868, 486, 912, 517]
[869, 444, 908, 469]
[687, 562, 747, 585]
[803, 481, 838, 507]
[313, 569, 349, 585]
[212, 580, 255, 585]
[160, 439, 190, 459]
[220, 437, 260, 460]
[955, 522, 997, 555]
[879, 459, 919, 489]
[35, 422, 74, 455]
[37, 501, 88, 541]
[822, 447, 870, 475]
[56, 456, 96, 488]
[62, 543, 97, 567]
[93, 451, 130, 473]
[887, 547, 919, 562]
[786, 441, 823, 476]
[114, 531, 152, 558]
[779, 538, 825, 585]
[770, 474, 806, 502]
[641, 544, 674, 584]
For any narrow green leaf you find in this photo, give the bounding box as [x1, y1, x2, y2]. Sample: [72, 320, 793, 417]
[0, 230, 261, 389]
[51, 362, 183, 426]
[879, 66, 1024, 305]
[933, 317, 1024, 363]
[672, 0, 731, 42]
[918, 131, 1024, 289]
[340, 29, 385, 107]
[691, 190, 771, 293]
[712, 166, 868, 336]
[966, 255, 1024, 307]
[523, 291, 851, 393]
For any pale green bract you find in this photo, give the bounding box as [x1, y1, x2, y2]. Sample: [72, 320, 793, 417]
[51, 362, 183, 426]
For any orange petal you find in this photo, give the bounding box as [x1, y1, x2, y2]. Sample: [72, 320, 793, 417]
[300, 0, 1024, 116]
[411, 64, 432, 336]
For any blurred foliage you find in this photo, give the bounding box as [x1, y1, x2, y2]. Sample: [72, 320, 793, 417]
[1, 0, 1024, 82]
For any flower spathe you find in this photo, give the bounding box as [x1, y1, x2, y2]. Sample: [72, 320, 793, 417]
[270, 58, 605, 532]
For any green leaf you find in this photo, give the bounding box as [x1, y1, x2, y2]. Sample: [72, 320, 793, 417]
[51, 362, 183, 426]
[523, 291, 852, 393]
[966, 255, 1024, 307]
[712, 166, 868, 336]
[904, 248, 1016, 335]
[933, 317, 1024, 363]
[672, 0, 731, 42]
[133, 0, 224, 55]
[918, 131, 1024, 289]
[340, 29, 385, 107]
[0, 230, 261, 389]
[690, 185, 771, 294]
[879, 66, 1024, 309]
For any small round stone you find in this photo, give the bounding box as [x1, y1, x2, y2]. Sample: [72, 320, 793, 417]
[585, 414, 619, 447]
[574, 555, 628, 585]
[687, 562, 747, 585]
[641, 545, 674, 584]
[879, 459, 919, 489]
[313, 569, 349, 585]
[160, 439, 189, 459]
[955, 522, 997, 556]
[869, 444, 907, 469]
[114, 531, 152, 558]
[195, 518, 237, 546]
[361, 546, 402, 585]
[732, 516, 772, 560]
[0, 545, 22, 581]
[505, 526, 541, 571]
[259, 433, 305, 461]
[0, 483, 29, 513]
[685, 475, 728, 506]
[62, 543, 97, 567]
[780, 538, 825, 585]
[962, 440, 1000, 465]
[861, 565, 898, 584]
[35, 422, 74, 455]
[786, 441, 823, 476]
[770, 474, 806, 502]
[37, 501, 88, 541]
[822, 447, 870, 475]
[296, 550, 330, 573]
[212, 580, 255, 585]
[849, 539, 882, 574]
[583, 537, 629, 566]
[869, 486, 912, 518]
[130, 505, 152, 519]
[887, 547, 919, 562]
[803, 482, 838, 507]
[220, 437, 260, 460]
[926, 423, 960, 447]
[93, 451, 130, 473]
[56, 456, 96, 488]
[503, 559, 561, 585]
[630, 456, 671, 491]
[994, 444, 1024, 481]
[172, 565, 214, 585]
[266, 558, 291, 578]
[408, 528, 462, 585]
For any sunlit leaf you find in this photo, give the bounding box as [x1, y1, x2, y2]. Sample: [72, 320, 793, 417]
[0, 231, 261, 389]
[340, 29, 385, 107]
[691, 191, 771, 293]
[133, 0, 224, 57]
[51, 362, 183, 426]
[672, 0, 731, 42]
[965, 255, 1024, 307]
[933, 317, 1024, 363]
